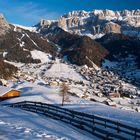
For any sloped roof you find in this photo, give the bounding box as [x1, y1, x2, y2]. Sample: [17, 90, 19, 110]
[0, 86, 18, 96]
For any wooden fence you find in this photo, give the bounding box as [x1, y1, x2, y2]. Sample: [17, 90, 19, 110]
[6, 101, 140, 140]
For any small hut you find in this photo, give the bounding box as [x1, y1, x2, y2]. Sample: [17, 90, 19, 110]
[103, 99, 117, 107]
[0, 86, 20, 100]
[108, 92, 120, 98]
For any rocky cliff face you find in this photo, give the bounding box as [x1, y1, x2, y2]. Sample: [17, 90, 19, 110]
[104, 22, 121, 34]
[0, 14, 18, 79]
[0, 14, 10, 28]
[38, 9, 140, 38]
[0, 14, 10, 36]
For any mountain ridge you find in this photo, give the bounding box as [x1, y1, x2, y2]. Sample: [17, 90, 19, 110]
[37, 9, 140, 38]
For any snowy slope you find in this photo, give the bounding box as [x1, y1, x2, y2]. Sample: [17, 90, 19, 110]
[1, 81, 140, 129]
[45, 59, 84, 81]
[13, 24, 37, 32]
[0, 106, 94, 140]
[31, 50, 52, 63]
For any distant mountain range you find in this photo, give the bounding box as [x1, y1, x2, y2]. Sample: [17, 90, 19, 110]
[36, 9, 140, 38]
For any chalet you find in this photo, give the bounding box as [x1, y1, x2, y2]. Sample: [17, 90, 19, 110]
[49, 81, 58, 87]
[0, 86, 20, 100]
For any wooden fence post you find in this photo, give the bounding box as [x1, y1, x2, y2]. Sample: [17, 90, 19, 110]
[80, 115, 84, 129]
[12, 104, 15, 108]
[105, 120, 107, 128]
[40, 102, 42, 108]
[134, 128, 137, 140]
[70, 113, 74, 124]
[92, 115, 95, 133]
[117, 121, 120, 133]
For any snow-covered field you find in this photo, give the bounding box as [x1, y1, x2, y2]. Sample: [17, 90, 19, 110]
[0, 106, 95, 140]
[31, 50, 52, 63]
[44, 60, 84, 81]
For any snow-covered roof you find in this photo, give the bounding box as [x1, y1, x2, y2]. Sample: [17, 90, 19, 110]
[0, 86, 17, 96]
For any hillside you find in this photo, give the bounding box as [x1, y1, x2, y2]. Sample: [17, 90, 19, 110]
[96, 33, 140, 84]
[0, 59, 17, 79]
[47, 27, 108, 67]
[0, 26, 57, 64]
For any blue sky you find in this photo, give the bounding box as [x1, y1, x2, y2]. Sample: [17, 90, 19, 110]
[0, 0, 140, 26]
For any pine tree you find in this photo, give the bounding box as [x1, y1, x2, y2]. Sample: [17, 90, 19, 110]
[60, 83, 69, 106]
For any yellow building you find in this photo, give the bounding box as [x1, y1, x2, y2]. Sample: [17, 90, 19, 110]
[0, 86, 20, 100]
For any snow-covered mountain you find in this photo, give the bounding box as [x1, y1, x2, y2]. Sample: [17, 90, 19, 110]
[0, 24, 57, 63]
[0, 16, 58, 78]
[38, 9, 140, 38]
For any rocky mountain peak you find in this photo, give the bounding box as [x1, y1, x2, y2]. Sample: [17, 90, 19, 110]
[0, 13, 10, 36]
[0, 13, 10, 29]
[38, 19, 57, 28]
[40, 19, 52, 26]
[58, 17, 67, 30]
[104, 22, 121, 34]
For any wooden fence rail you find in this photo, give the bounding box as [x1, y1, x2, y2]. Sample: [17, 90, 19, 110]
[5, 101, 140, 140]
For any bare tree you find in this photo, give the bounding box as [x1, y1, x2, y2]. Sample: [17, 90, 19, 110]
[60, 83, 70, 106]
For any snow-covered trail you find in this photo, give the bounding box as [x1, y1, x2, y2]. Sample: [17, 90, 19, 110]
[0, 106, 95, 140]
